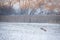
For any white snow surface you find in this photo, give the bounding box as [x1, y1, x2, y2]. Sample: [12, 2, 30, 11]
[0, 22, 60, 40]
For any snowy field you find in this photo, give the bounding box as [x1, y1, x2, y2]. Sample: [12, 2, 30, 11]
[0, 22, 60, 40]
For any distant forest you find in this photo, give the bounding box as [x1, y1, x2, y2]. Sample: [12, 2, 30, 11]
[0, 0, 60, 15]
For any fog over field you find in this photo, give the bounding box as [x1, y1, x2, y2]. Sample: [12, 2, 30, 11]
[0, 0, 60, 40]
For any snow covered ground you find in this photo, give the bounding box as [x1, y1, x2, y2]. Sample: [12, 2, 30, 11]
[0, 22, 60, 40]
